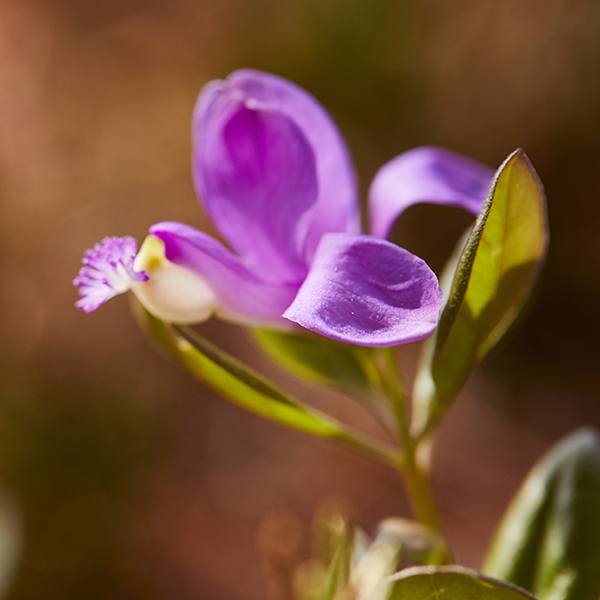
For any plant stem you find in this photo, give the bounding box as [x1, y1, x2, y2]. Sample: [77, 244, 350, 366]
[376, 349, 449, 558]
[333, 429, 405, 472]
[400, 438, 442, 532]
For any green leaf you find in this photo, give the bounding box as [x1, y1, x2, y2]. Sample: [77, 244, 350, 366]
[252, 329, 371, 394]
[0, 492, 20, 597]
[349, 533, 400, 600]
[372, 518, 447, 567]
[319, 513, 353, 600]
[132, 303, 400, 467]
[252, 330, 399, 433]
[294, 511, 354, 600]
[412, 150, 548, 438]
[387, 566, 536, 599]
[483, 428, 600, 600]
[348, 519, 447, 600]
[296, 516, 446, 600]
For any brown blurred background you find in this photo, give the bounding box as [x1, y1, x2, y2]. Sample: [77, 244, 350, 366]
[1, 0, 599, 598]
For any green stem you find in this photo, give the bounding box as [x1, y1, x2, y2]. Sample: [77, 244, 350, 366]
[377, 348, 410, 444]
[334, 429, 404, 472]
[401, 439, 443, 532]
[375, 349, 449, 559]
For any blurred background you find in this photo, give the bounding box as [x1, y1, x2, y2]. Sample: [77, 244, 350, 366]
[1, 0, 599, 598]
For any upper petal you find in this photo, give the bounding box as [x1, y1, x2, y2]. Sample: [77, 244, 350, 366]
[149, 222, 298, 327]
[369, 146, 494, 239]
[194, 69, 360, 274]
[227, 70, 361, 252]
[283, 233, 443, 347]
[194, 90, 317, 283]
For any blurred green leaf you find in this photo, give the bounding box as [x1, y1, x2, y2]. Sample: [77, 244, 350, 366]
[388, 566, 536, 599]
[348, 519, 445, 600]
[252, 329, 371, 394]
[372, 518, 447, 567]
[296, 515, 436, 600]
[296, 514, 455, 600]
[133, 304, 400, 467]
[294, 511, 353, 600]
[412, 149, 548, 438]
[0, 492, 20, 599]
[483, 428, 600, 600]
[318, 513, 353, 600]
[294, 512, 466, 600]
[349, 535, 399, 600]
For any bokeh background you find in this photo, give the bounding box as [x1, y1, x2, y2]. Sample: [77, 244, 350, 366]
[1, 0, 599, 598]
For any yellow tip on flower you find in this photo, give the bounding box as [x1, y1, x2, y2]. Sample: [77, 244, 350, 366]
[132, 235, 218, 324]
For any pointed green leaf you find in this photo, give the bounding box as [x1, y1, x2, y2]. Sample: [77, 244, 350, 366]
[483, 428, 600, 600]
[412, 150, 548, 438]
[387, 566, 536, 599]
[132, 303, 400, 467]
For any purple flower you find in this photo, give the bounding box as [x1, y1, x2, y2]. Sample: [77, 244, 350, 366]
[73, 236, 148, 313]
[75, 70, 493, 347]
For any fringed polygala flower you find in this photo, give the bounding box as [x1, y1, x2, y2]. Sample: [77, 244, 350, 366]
[74, 236, 149, 313]
[74, 70, 493, 347]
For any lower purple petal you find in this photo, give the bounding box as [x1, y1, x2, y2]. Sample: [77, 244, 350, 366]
[150, 222, 298, 326]
[369, 146, 494, 239]
[283, 233, 443, 347]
